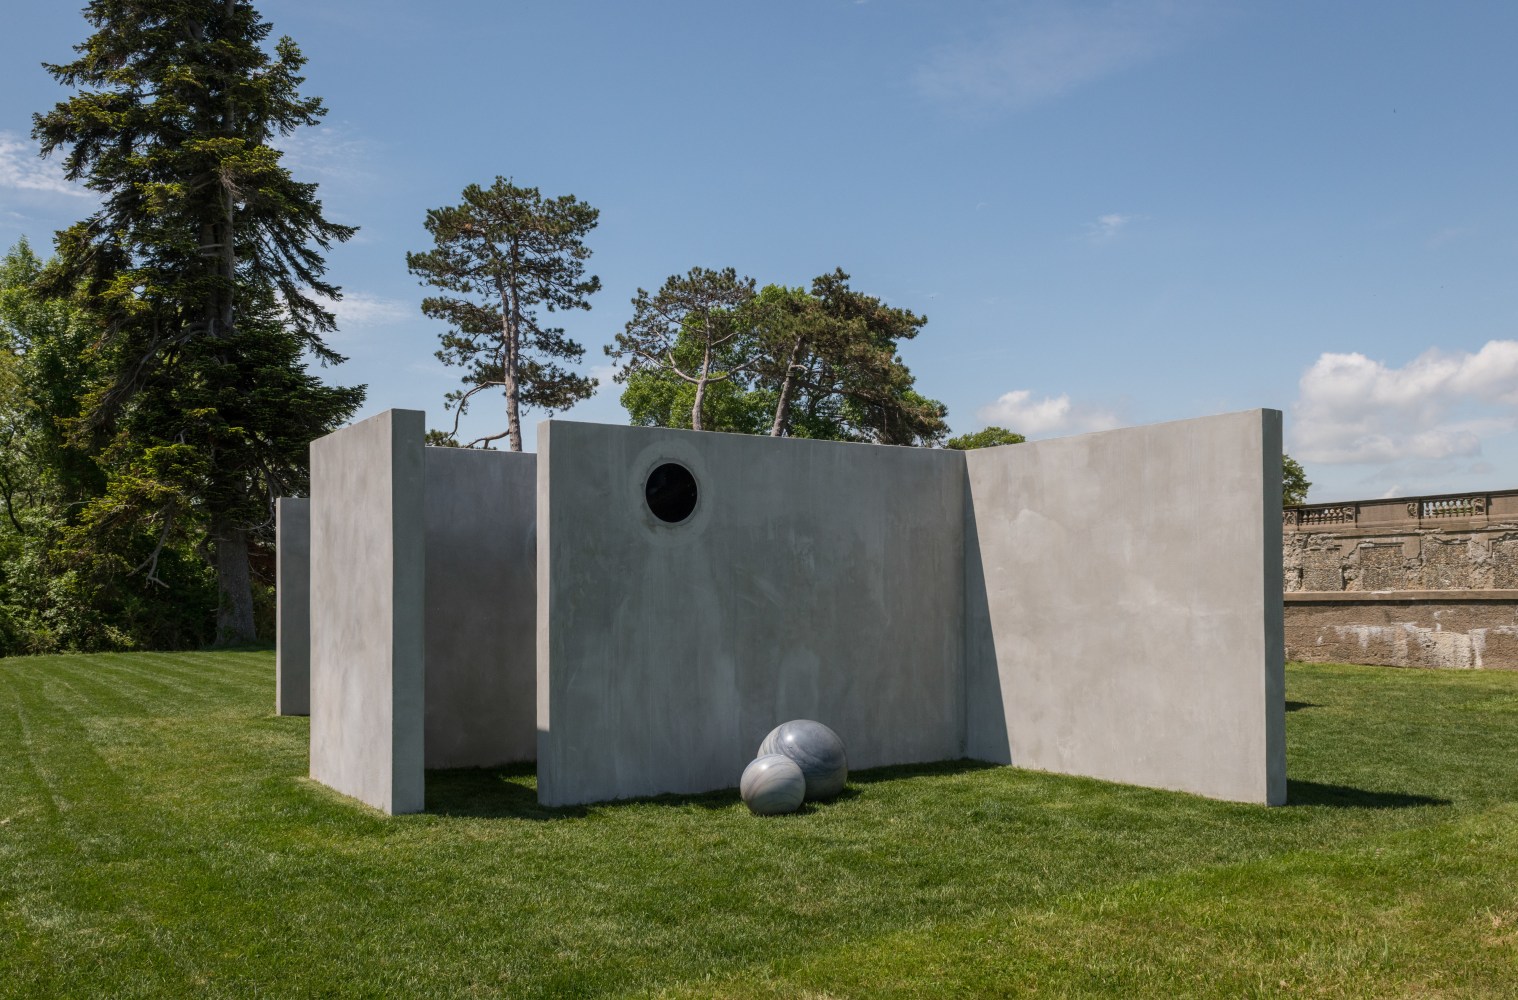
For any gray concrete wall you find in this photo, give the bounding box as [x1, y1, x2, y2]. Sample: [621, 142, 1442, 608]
[275, 497, 310, 716]
[963, 409, 1286, 805]
[537, 421, 966, 807]
[309, 410, 426, 815]
[423, 447, 537, 768]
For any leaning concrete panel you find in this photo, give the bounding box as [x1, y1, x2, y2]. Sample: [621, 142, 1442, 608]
[275, 497, 311, 716]
[423, 447, 537, 768]
[964, 409, 1286, 804]
[309, 410, 426, 814]
[538, 421, 966, 807]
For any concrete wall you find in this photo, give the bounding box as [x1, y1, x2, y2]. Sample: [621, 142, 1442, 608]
[423, 447, 537, 767]
[275, 497, 310, 716]
[537, 421, 967, 807]
[309, 410, 426, 815]
[963, 409, 1286, 805]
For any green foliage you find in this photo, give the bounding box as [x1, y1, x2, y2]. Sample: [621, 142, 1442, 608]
[0, 239, 229, 654]
[32, 1, 363, 645]
[758, 270, 947, 446]
[1284, 453, 1311, 506]
[945, 426, 1027, 450]
[2, 652, 1518, 996]
[611, 268, 948, 445]
[609, 267, 759, 432]
[407, 177, 600, 451]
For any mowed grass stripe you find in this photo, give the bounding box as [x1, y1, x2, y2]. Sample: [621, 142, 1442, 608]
[0, 653, 1514, 998]
[656, 804, 1518, 999]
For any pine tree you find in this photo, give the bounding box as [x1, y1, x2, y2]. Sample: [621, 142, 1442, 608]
[406, 178, 600, 451]
[608, 267, 759, 432]
[33, 0, 363, 645]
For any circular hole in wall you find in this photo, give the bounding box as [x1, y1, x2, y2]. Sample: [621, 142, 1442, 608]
[645, 462, 698, 523]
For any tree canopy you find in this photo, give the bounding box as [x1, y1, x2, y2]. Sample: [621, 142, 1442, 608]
[1283, 454, 1311, 507]
[945, 426, 1026, 450]
[610, 268, 947, 445]
[407, 177, 600, 450]
[608, 267, 760, 433]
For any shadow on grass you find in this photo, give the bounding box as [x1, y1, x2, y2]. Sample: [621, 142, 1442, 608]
[426, 764, 747, 819]
[846, 758, 1004, 785]
[425, 758, 1004, 819]
[1286, 779, 1449, 809]
[425, 764, 584, 820]
[1285, 700, 1319, 713]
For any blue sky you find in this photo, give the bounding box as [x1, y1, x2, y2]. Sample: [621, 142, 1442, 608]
[3, 1, 1516, 502]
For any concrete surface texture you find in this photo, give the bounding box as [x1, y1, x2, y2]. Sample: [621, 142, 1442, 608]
[423, 447, 538, 767]
[309, 409, 427, 815]
[275, 497, 311, 716]
[963, 409, 1286, 805]
[537, 421, 967, 807]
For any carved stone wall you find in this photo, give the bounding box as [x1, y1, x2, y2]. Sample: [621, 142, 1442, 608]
[1283, 489, 1518, 669]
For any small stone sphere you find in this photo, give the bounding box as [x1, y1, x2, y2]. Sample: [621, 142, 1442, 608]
[758, 719, 848, 801]
[740, 754, 806, 815]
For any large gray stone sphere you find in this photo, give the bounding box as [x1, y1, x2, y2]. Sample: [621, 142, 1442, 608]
[740, 754, 806, 815]
[758, 720, 848, 801]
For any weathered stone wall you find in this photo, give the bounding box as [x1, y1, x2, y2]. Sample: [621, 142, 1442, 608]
[1283, 489, 1518, 669]
[1284, 489, 1518, 593]
[1286, 593, 1518, 670]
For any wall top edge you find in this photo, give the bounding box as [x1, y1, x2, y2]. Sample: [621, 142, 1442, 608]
[1287, 486, 1518, 511]
[1285, 590, 1518, 603]
[538, 407, 1278, 455]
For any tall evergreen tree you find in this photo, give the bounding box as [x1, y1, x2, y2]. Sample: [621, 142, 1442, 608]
[33, 0, 363, 645]
[406, 178, 600, 451]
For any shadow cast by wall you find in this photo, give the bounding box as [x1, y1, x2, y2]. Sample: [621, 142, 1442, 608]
[426, 765, 750, 819]
[847, 758, 1004, 785]
[961, 467, 1011, 765]
[1286, 779, 1448, 810]
[425, 764, 585, 820]
[425, 759, 1006, 819]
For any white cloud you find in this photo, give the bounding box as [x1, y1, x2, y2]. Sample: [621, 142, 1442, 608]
[272, 125, 374, 182]
[976, 389, 1122, 437]
[330, 291, 412, 329]
[1087, 212, 1134, 241]
[1291, 341, 1518, 465]
[0, 131, 92, 198]
[914, 1, 1214, 112]
[589, 363, 618, 393]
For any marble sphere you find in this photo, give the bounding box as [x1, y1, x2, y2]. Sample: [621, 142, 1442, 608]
[758, 720, 848, 801]
[740, 754, 806, 815]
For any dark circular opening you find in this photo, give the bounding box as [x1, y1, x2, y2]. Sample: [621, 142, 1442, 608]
[645, 462, 698, 523]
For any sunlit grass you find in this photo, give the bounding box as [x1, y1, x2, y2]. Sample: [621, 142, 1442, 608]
[0, 653, 1514, 997]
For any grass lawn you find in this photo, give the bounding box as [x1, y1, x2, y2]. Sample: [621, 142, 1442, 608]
[1, 652, 1516, 998]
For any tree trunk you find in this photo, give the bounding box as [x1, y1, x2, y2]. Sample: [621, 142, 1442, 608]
[503, 256, 524, 452]
[691, 342, 712, 431]
[769, 336, 805, 437]
[214, 524, 258, 646]
[691, 377, 707, 431]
